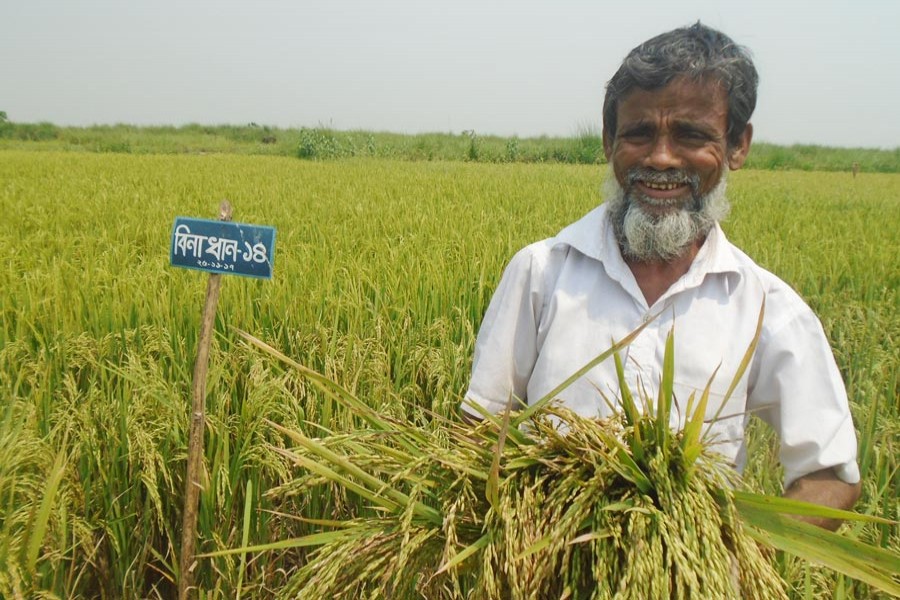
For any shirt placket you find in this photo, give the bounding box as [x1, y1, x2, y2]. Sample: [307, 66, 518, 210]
[622, 308, 662, 406]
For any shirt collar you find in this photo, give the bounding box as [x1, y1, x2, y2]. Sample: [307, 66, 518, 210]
[554, 203, 743, 280]
[554, 204, 610, 263]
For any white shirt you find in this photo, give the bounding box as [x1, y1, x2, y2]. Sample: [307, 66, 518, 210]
[465, 204, 860, 487]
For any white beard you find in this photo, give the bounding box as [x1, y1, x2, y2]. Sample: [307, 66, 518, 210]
[603, 172, 730, 262]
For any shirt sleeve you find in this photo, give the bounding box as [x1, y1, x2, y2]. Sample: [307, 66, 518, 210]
[463, 244, 545, 417]
[748, 304, 860, 488]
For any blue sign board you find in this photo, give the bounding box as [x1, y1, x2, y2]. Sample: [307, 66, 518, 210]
[170, 217, 276, 279]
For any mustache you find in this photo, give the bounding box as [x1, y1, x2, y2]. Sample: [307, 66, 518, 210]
[603, 173, 730, 263]
[624, 168, 701, 193]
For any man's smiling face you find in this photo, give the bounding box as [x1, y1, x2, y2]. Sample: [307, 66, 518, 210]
[604, 76, 751, 206]
[602, 76, 752, 262]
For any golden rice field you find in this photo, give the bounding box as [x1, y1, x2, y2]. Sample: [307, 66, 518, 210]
[0, 151, 897, 598]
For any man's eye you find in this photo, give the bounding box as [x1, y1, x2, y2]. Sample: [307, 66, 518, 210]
[621, 129, 652, 140]
[679, 130, 709, 142]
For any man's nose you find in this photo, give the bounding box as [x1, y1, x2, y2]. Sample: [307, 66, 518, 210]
[644, 135, 683, 170]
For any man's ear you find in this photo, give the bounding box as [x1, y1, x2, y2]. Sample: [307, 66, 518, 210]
[727, 123, 753, 170]
[603, 130, 614, 162]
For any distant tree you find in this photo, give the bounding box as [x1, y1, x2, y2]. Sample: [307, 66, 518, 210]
[0, 111, 10, 138]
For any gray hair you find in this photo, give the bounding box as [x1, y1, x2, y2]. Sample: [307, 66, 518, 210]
[602, 22, 758, 149]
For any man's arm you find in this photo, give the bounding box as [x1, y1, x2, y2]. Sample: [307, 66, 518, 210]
[463, 244, 546, 419]
[783, 467, 862, 531]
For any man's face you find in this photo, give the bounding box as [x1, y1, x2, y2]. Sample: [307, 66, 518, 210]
[601, 77, 752, 261]
[603, 76, 751, 213]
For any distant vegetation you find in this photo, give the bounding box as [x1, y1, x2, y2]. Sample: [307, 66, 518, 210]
[0, 116, 898, 172]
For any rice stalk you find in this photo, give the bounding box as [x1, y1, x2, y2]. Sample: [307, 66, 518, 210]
[233, 324, 899, 599]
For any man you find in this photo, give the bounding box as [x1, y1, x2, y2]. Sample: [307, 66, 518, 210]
[462, 23, 860, 530]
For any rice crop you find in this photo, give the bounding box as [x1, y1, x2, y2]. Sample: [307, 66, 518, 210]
[213, 324, 895, 599]
[0, 151, 897, 598]
[269, 407, 787, 599]
[229, 326, 793, 599]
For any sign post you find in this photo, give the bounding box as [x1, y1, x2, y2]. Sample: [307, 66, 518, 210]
[171, 201, 276, 599]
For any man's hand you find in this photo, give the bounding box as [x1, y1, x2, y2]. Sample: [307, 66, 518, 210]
[783, 467, 862, 531]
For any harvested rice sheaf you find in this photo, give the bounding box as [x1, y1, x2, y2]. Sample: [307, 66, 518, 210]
[276, 404, 788, 599]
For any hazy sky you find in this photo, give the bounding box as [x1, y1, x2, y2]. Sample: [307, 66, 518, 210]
[3, 0, 898, 148]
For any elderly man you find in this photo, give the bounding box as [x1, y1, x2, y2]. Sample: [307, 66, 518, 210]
[462, 23, 860, 530]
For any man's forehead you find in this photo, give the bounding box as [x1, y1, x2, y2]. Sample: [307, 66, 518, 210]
[616, 77, 728, 122]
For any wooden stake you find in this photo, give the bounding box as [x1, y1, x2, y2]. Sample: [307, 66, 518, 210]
[178, 200, 232, 600]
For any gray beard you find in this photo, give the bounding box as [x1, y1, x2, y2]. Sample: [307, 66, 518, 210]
[603, 172, 730, 262]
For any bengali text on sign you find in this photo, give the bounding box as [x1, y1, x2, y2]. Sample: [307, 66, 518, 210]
[170, 217, 276, 279]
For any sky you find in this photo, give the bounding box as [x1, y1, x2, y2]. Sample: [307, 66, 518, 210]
[2, 0, 898, 149]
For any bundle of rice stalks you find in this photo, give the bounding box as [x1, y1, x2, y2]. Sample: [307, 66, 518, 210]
[210, 326, 899, 599]
[270, 407, 775, 599]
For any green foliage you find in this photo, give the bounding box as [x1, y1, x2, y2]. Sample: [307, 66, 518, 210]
[462, 129, 480, 161]
[298, 127, 341, 159]
[746, 143, 900, 173]
[573, 127, 605, 164]
[2, 121, 896, 171]
[0, 119, 59, 141]
[505, 137, 520, 162]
